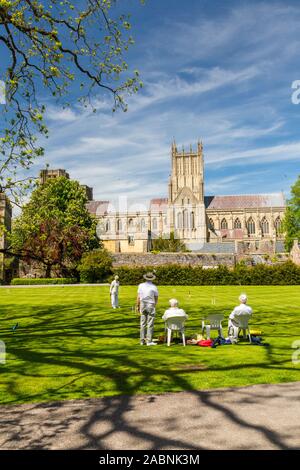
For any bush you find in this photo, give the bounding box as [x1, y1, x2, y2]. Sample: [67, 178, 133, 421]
[77, 248, 113, 283]
[11, 278, 77, 285]
[113, 261, 300, 285]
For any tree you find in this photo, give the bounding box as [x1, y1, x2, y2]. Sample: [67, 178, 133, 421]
[9, 176, 98, 277]
[0, 0, 143, 200]
[77, 248, 112, 283]
[151, 232, 189, 253]
[283, 175, 300, 251]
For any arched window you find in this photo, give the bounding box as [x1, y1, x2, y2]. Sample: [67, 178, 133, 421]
[261, 216, 269, 236]
[183, 209, 189, 229]
[209, 218, 214, 230]
[128, 218, 134, 232]
[140, 218, 146, 232]
[152, 218, 157, 230]
[177, 212, 183, 229]
[247, 217, 255, 235]
[234, 218, 242, 229]
[190, 212, 195, 229]
[274, 216, 282, 236]
[117, 219, 122, 232]
[221, 218, 228, 230]
[105, 220, 110, 232]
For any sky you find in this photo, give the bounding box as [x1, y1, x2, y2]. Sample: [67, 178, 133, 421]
[4, 0, 300, 203]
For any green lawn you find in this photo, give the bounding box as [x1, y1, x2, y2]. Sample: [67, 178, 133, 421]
[0, 285, 300, 405]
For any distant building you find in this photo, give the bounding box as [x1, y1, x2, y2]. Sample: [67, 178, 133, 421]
[39, 168, 93, 201]
[87, 141, 286, 253]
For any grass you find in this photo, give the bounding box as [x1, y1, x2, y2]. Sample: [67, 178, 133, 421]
[0, 285, 300, 405]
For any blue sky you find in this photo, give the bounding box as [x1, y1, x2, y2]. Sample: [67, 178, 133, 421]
[10, 0, 300, 201]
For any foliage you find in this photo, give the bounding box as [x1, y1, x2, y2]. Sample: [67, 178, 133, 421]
[151, 232, 189, 252]
[0, 0, 144, 200]
[11, 277, 76, 285]
[113, 261, 300, 285]
[77, 248, 113, 283]
[283, 175, 300, 250]
[9, 176, 98, 277]
[0, 285, 300, 405]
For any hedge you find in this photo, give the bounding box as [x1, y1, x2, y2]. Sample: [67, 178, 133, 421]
[11, 278, 77, 285]
[112, 261, 300, 285]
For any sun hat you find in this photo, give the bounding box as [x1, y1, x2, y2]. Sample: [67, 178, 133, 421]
[143, 272, 156, 281]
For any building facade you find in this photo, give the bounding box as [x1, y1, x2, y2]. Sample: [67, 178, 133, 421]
[87, 142, 286, 253]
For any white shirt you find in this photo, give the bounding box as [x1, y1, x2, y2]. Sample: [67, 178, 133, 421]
[110, 280, 119, 294]
[162, 307, 188, 321]
[138, 281, 158, 305]
[229, 303, 252, 320]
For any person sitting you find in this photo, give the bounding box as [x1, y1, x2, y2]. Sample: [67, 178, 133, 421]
[228, 293, 252, 339]
[162, 298, 188, 321]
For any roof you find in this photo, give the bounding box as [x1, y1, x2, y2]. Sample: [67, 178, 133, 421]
[86, 201, 110, 216]
[205, 193, 285, 210]
[150, 198, 168, 211]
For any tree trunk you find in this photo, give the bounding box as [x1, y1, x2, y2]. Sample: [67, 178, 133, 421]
[45, 264, 51, 278]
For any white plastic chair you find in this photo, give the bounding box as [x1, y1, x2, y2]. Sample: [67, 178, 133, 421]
[202, 314, 224, 339]
[165, 316, 186, 346]
[228, 313, 252, 343]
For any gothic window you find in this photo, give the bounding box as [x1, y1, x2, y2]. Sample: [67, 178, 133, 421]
[128, 218, 134, 232]
[209, 218, 214, 230]
[177, 212, 183, 229]
[190, 212, 195, 229]
[234, 218, 242, 229]
[152, 218, 158, 230]
[274, 216, 282, 236]
[221, 218, 228, 230]
[261, 217, 269, 236]
[105, 220, 110, 232]
[140, 218, 146, 231]
[181, 199, 184, 206]
[183, 209, 189, 229]
[247, 217, 255, 235]
[117, 219, 122, 232]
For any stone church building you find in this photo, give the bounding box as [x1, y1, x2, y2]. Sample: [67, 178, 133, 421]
[87, 141, 285, 253]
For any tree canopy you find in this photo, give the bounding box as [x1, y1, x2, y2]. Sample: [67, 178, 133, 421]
[10, 175, 98, 276]
[151, 231, 189, 253]
[0, 0, 143, 200]
[283, 175, 300, 251]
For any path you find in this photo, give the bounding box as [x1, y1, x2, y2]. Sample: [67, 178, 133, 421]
[0, 382, 299, 450]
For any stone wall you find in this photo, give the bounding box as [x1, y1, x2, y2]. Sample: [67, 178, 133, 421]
[112, 252, 236, 268]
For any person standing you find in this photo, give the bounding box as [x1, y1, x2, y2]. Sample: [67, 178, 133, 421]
[137, 272, 158, 346]
[110, 275, 120, 309]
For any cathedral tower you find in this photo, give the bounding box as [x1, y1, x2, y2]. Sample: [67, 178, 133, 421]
[167, 141, 207, 247]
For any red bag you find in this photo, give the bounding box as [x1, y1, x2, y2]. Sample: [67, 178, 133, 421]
[197, 339, 213, 347]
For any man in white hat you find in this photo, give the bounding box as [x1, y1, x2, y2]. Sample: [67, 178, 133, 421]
[110, 275, 120, 309]
[228, 293, 252, 337]
[137, 272, 159, 346]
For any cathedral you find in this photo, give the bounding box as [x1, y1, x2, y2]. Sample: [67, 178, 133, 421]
[87, 142, 286, 253]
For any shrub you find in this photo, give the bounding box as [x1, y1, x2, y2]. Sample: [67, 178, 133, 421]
[77, 248, 113, 283]
[11, 278, 77, 285]
[113, 261, 300, 285]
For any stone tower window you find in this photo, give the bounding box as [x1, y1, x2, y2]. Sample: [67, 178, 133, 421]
[190, 212, 195, 229]
[234, 218, 242, 229]
[261, 217, 269, 236]
[117, 219, 122, 232]
[208, 218, 214, 230]
[274, 216, 281, 236]
[247, 217, 255, 235]
[221, 218, 228, 230]
[140, 218, 146, 231]
[177, 212, 183, 229]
